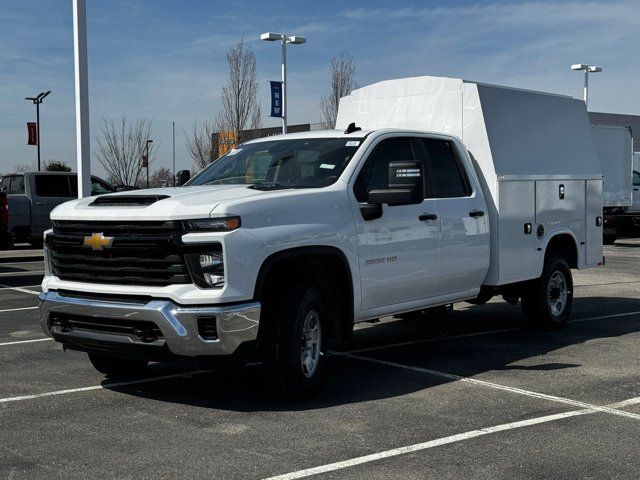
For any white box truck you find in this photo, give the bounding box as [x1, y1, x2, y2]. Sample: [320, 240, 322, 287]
[590, 125, 633, 243]
[39, 76, 603, 397]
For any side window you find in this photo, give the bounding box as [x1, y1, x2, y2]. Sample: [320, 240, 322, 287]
[91, 178, 113, 196]
[633, 171, 640, 187]
[422, 139, 470, 198]
[354, 138, 415, 202]
[1, 176, 25, 194]
[34, 175, 72, 198]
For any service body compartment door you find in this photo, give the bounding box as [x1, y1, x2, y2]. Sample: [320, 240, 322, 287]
[497, 180, 538, 283]
[585, 179, 603, 267]
[535, 179, 586, 265]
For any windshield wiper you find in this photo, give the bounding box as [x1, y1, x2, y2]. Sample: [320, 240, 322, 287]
[249, 182, 293, 191]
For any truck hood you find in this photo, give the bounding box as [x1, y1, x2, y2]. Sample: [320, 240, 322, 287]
[50, 185, 266, 221]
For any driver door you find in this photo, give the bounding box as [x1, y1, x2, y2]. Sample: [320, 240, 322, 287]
[352, 136, 442, 313]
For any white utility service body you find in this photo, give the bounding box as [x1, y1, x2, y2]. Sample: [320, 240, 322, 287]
[337, 76, 604, 284]
[590, 125, 633, 209]
[634, 153, 640, 212]
[39, 75, 603, 396]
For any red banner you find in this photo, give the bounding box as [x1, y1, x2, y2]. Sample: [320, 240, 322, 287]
[141, 155, 148, 167]
[27, 122, 38, 145]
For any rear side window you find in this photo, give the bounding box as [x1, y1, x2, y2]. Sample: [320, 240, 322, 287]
[1, 176, 25, 194]
[354, 138, 415, 202]
[422, 139, 470, 198]
[34, 175, 72, 197]
[633, 171, 640, 187]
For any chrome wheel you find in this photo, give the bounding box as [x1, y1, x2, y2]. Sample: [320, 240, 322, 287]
[547, 271, 568, 317]
[300, 310, 321, 378]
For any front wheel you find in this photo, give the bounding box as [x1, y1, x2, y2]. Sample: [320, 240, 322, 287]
[262, 287, 328, 398]
[88, 353, 148, 377]
[521, 256, 573, 330]
[603, 234, 617, 245]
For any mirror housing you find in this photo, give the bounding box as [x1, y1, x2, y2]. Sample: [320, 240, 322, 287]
[367, 161, 424, 206]
[176, 170, 191, 186]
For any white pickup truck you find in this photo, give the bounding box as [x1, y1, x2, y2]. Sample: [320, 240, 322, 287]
[39, 77, 604, 397]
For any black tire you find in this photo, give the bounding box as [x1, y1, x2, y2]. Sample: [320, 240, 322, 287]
[521, 256, 573, 330]
[88, 353, 148, 377]
[603, 234, 617, 245]
[262, 287, 328, 398]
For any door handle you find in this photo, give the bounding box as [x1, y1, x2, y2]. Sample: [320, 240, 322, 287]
[35, 202, 45, 206]
[469, 209, 485, 217]
[419, 213, 438, 221]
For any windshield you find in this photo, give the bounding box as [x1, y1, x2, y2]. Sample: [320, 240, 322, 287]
[188, 137, 364, 189]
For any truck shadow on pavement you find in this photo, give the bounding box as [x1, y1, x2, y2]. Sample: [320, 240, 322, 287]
[103, 296, 640, 412]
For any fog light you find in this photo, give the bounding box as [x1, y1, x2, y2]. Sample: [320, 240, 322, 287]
[185, 250, 225, 288]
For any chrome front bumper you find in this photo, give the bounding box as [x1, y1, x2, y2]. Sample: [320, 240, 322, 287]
[39, 290, 261, 357]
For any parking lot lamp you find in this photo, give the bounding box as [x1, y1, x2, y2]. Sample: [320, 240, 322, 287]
[571, 64, 602, 107]
[260, 32, 307, 134]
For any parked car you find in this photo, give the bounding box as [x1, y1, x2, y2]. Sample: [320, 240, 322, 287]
[39, 76, 603, 397]
[0, 172, 114, 247]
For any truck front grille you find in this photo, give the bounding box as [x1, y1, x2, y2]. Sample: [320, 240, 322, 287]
[48, 220, 191, 286]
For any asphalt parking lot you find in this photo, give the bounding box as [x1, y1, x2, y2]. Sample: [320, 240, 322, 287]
[1, 241, 640, 479]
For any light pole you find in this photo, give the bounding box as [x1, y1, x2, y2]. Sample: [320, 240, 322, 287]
[24, 91, 51, 171]
[145, 139, 153, 188]
[571, 64, 602, 108]
[260, 32, 307, 134]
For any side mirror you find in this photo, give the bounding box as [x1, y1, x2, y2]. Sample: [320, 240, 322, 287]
[367, 161, 424, 206]
[176, 170, 191, 186]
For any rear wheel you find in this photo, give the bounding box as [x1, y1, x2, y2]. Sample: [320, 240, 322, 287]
[88, 353, 148, 377]
[262, 287, 327, 398]
[521, 256, 573, 330]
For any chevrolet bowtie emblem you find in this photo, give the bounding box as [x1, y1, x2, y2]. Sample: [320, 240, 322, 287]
[83, 233, 114, 251]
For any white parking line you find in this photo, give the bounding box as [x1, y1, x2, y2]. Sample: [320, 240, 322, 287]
[0, 369, 214, 404]
[0, 284, 41, 295]
[337, 352, 640, 421]
[0, 271, 44, 277]
[0, 260, 44, 267]
[0, 306, 38, 314]
[0, 338, 52, 347]
[345, 309, 640, 355]
[263, 409, 594, 480]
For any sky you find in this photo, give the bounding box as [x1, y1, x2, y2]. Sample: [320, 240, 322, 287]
[1, 0, 639, 178]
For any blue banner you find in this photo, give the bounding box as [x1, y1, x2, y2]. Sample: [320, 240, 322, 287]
[270, 81, 283, 118]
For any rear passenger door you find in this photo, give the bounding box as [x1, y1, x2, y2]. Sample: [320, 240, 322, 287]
[420, 138, 489, 296]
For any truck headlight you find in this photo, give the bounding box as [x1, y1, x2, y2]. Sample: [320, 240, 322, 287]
[185, 250, 225, 288]
[181, 216, 241, 232]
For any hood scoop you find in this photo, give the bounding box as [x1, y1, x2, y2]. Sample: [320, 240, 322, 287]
[90, 195, 170, 207]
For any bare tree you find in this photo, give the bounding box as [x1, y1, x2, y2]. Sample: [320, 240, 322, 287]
[185, 121, 218, 173]
[94, 115, 156, 187]
[320, 52, 357, 129]
[215, 40, 261, 144]
[14, 163, 35, 173]
[149, 167, 173, 188]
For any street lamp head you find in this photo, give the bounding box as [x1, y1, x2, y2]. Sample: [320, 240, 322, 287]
[261, 32, 282, 41]
[146, 139, 154, 144]
[40, 91, 51, 100]
[588, 66, 602, 73]
[287, 36, 307, 45]
[571, 64, 588, 71]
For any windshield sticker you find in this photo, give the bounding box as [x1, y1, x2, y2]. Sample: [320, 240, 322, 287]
[346, 141, 360, 147]
[227, 148, 242, 155]
[319, 163, 336, 170]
